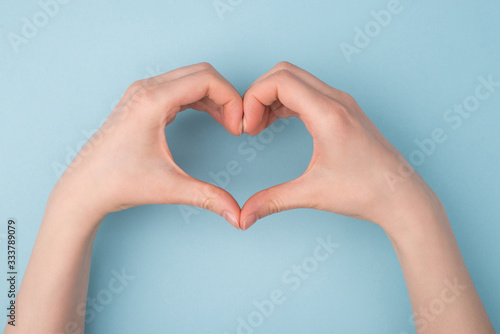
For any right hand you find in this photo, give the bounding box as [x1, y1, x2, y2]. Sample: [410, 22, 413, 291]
[240, 62, 442, 232]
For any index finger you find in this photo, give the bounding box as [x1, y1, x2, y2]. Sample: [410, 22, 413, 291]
[243, 69, 331, 135]
[126, 67, 244, 136]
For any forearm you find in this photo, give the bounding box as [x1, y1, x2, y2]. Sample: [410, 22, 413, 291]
[5, 191, 103, 334]
[385, 194, 494, 333]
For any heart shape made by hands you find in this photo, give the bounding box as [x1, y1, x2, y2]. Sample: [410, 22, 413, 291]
[78, 62, 401, 235]
[146, 62, 396, 232]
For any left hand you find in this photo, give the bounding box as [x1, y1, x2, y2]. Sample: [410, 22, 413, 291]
[50, 63, 244, 229]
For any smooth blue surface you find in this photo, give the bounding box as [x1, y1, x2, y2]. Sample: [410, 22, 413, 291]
[1, 1, 499, 333]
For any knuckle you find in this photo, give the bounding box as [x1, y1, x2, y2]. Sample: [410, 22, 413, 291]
[196, 68, 218, 80]
[128, 80, 145, 92]
[143, 75, 161, 86]
[320, 100, 352, 133]
[273, 61, 295, 72]
[331, 100, 350, 117]
[199, 184, 223, 212]
[201, 196, 215, 212]
[266, 193, 286, 215]
[196, 62, 214, 71]
[123, 80, 145, 99]
[131, 86, 157, 105]
[339, 91, 357, 106]
[272, 69, 294, 83]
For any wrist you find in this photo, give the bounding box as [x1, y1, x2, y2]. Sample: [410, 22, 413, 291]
[383, 199, 451, 255]
[46, 185, 106, 234]
[380, 176, 450, 243]
[385, 206, 450, 251]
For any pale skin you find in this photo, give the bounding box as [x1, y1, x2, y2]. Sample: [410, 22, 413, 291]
[5, 62, 494, 333]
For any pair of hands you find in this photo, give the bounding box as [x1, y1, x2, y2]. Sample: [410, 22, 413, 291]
[52, 62, 433, 232]
[19, 62, 493, 334]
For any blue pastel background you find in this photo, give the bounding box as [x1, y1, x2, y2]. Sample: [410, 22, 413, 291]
[1, 1, 499, 333]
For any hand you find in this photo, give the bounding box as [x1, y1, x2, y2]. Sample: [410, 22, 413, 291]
[240, 62, 441, 232]
[51, 63, 244, 229]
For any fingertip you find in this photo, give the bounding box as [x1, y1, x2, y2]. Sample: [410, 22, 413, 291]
[240, 191, 269, 229]
[224, 98, 244, 136]
[242, 117, 246, 134]
[241, 213, 259, 231]
[188, 179, 242, 224]
[242, 95, 265, 134]
[243, 117, 259, 135]
[223, 211, 240, 230]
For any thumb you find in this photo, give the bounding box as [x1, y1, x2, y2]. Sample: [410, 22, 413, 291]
[169, 174, 241, 229]
[240, 178, 315, 230]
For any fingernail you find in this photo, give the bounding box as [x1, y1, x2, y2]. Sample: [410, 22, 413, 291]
[242, 117, 247, 133]
[242, 214, 259, 230]
[222, 211, 239, 229]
